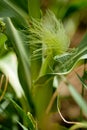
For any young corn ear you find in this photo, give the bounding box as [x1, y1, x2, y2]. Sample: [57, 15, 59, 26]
[29, 10, 70, 57]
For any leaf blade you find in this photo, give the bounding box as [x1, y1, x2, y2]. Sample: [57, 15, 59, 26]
[54, 33, 87, 75]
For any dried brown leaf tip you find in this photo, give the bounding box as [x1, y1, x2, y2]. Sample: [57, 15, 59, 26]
[0, 74, 8, 101]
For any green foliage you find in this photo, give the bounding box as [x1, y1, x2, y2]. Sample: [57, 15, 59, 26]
[54, 33, 87, 74]
[0, 20, 8, 57]
[64, 0, 87, 18]
[10, 99, 36, 130]
[5, 18, 32, 94]
[33, 74, 54, 119]
[0, 33, 7, 57]
[28, 0, 40, 19]
[50, 0, 87, 19]
[68, 83, 87, 116]
[69, 122, 87, 130]
[17, 122, 28, 130]
[0, 0, 29, 26]
[0, 0, 87, 130]
[76, 72, 87, 89]
[0, 20, 6, 32]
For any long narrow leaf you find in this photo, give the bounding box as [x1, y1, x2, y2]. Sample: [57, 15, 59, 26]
[76, 73, 87, 89]
[68, 84, 87, 116]
[3, 18, 35, 111]
[10, 99, 36, 130]
[28, 0, 42, 80]
[4, 18, 31, 87]
[17, 121, 28, 130]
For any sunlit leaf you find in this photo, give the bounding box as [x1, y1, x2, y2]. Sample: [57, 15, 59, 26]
[0, 52, 24, 98]
[0, 52, 31, 112]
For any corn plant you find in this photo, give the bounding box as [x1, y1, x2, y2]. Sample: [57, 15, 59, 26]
[0, 0, 87, 130]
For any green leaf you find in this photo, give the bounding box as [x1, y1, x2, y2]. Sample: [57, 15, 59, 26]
[34, 74, 54, 85]
[0, 0, 29, 25]
[28, 0, 42, 80]
[76, 73, 87, 89]
[0, 52, 24, 98]
[54, 33, 87, 75]
[10, 99, 36, 130]
[3, 18, 35, 110]
[69, 122, 87, 130]
[68, 84, 87, 116]
[28, 0, 40, 19]
[0, 20, 6, 32]
[0, 32, 7, 57]
[64, 0, 87, 18]
[0, 52, 31, 112]
[10, 0, 28, 13]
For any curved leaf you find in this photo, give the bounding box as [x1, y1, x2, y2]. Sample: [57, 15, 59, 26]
[69, 122, 87, 130]
[5, 18, 31, 89]
[54, 33, 87, 75]
[3, 18, 35, 112]
[0, 52, 24, 98]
